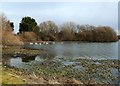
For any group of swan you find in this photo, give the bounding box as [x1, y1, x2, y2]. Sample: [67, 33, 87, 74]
[29, 42, 63, 45]
[29, 42, 52, 45]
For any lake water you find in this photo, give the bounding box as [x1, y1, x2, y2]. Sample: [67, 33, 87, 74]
[25, 41, 119, 60]
[3, 41, 120, 84]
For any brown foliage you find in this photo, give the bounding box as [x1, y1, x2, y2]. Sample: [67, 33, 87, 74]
[2, 32, 23, 45]
[59, 22, 76, 41]
[31, 20, 118, 42]
[19, 32, 38, 42]
[78, 26, 118, 42]
[0, 14, 12, 32]
[33, 21, 58, 41]
[0, 14, 23, 45]
[60, 28, 75, 41]
[39, 20, 58, 33]
[1, 14, 117, 43]
[95, 26, 118, 42]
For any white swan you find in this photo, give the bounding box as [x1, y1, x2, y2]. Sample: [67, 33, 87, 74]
[43, 42, 46, 44]
[61, 42, 63, 44]
[35, 43, 38, 45]
[46, 42, 48, 44]
[53, 42, 55, 44]
[30, 43, 33, 45]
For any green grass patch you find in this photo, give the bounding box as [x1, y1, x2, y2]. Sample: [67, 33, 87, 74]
[2, 69, 27, 84]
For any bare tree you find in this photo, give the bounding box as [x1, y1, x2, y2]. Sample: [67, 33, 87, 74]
[0, 13, 12, 32]
[1, 14, 23, 45]
[60, 22, 76, 41]
[38, 21, 58, 41]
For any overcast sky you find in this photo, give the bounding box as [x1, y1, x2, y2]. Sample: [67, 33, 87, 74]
[1, 1, 119, 34]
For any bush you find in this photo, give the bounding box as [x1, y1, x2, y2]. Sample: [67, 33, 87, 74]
[2, 32, 23, 45]
[77, 25, 118, 42]
[0, 14, 23, 45]
[19, 32, 38, 42]
[59, 22, 76, 41]
[95, 26, 118, 42]
[38, 21, 58, 41]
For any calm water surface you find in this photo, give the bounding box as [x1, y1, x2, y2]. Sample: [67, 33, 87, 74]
[25, 41, 119, 59]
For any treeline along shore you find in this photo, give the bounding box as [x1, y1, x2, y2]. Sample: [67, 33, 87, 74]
[1, 14, 119, 46]
[18, 16, 118, 42]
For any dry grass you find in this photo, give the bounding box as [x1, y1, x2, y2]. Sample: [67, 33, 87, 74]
[2, 31, 23, 45]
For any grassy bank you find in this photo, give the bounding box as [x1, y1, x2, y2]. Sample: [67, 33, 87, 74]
[2, 66, 44, 84]
[2, 69, 27, 84]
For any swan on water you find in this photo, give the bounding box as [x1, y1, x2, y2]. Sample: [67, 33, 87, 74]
[35, 43, 38, 45]
[53, 42, 55, 44]
[61, 42, 63, 44]
[45, 42, 48, 44]
[30, 43, 33, 45]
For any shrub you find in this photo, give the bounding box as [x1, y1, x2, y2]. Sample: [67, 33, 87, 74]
[38, 21, 58, 41]
[19, 32, 38, 42]
[59, 22, 76, 41]
[78, 26, 118, 42]
[2, 32, 23, 45]
[0, 14, 23, 45]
